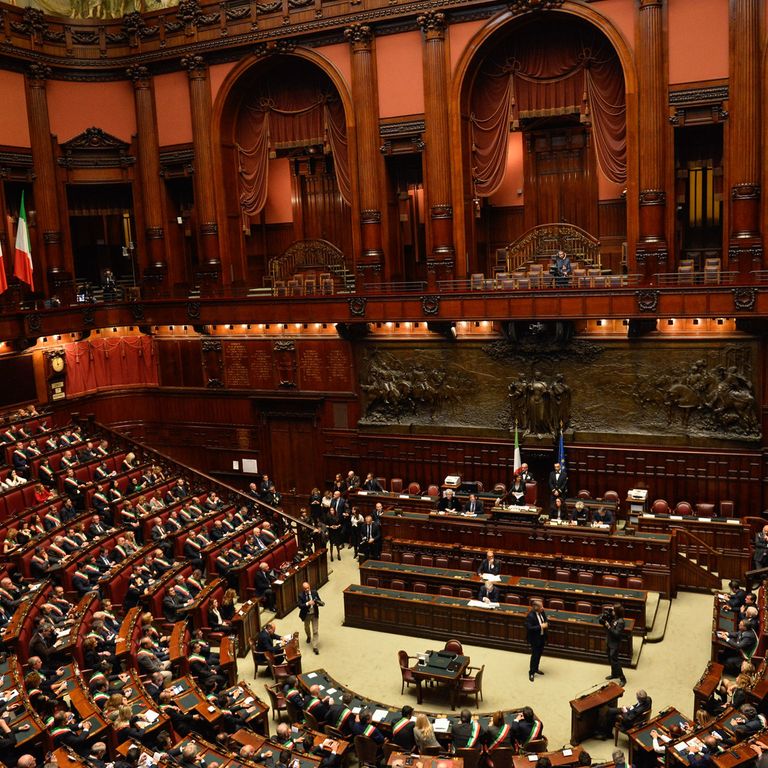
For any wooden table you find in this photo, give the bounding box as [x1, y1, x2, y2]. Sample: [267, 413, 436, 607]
[626, 706, 694, 768]
[693, 661, 724, 714]
[359, 560, 648, 631]
[388, 753, 464, 768]
[344, 584, 635, 665]
[569, 682, 624, 744]
[512, 747, 585, 768]
[411, 650, 470, 710]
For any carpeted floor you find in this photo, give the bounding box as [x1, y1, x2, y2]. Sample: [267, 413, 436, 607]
[247, 550, 713, 760]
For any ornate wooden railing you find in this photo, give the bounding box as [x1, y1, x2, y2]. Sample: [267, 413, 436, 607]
[268, 238, 348, 285]
[673, 528, 724, 592]
[504, 223, 601, 272]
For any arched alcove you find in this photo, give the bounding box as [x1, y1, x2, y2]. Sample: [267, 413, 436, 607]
[214, 54, 356, 286]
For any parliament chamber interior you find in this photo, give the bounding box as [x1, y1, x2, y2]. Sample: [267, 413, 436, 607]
[0, 0, 766, 767]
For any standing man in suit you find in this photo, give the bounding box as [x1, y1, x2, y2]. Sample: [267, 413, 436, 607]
[601, 603, 627, 686]
[298, 581, 325, 655]
[525, 599, 548, 682]
[254, 562, 277, 613]
[357, 514, 381, 561]
[754, 524, 768, 570]
[548, 462, 567, 508]
[464, 494, 484, 516]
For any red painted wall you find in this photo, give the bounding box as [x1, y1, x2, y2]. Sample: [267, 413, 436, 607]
[0, 70, 30, 147]
[668, 0, 728, 83]
[155, 72, 193, 146]
[377, 32, 425, 117]
[47, 81, 136, 143]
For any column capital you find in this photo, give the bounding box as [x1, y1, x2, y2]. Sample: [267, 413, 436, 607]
[345, 23, 373, 48]
[638, 0, 664, 9]
[417, 10, 447, 38]
[181, 55, 208, 79]
[27, 63, 52, 86]
[126, 65, 151, 88]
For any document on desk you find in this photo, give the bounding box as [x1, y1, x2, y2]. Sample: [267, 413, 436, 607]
[467, 600, 498, 609]
[433, 718, 450, 732]
[144, 709, 160, 723]
[306, 672, 318, 679]
[481, 574, 501, 582]
[372, 709, 388, 722]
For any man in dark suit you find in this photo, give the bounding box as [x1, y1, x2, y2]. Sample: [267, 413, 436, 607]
[162, 585, 188, 623]
[477, 581, 500, 604]
[254, 562, 277, 612]
[754, 524, 768, 569]
[548, 462, 567, 504]
[330, 490, 347, 515]
[602, 603, 627, 685]
[525, 599, 548, 681]
[595, 690, 651, 740]
[357, 514, 382, 562]
[389, 705, 417, 751]
[362, 473, 383, 493]
[463, 493, 484, 515]
[477, 550, 501, 577]
[256, 622, 284, 664]
[452, 709, 488, 748]
[298, 581, 325, 655]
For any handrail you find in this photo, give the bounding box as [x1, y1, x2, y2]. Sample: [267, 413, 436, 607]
[651, 271, 739, 287]
[84, 418, 315, 533]
[673, 528, 723, 574]
[504, 223, 601, 272]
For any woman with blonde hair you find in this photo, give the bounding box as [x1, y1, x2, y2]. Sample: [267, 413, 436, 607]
[413, 713, 440, 752]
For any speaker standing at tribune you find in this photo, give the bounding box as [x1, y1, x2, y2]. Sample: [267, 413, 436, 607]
[525, 599, 548, 682]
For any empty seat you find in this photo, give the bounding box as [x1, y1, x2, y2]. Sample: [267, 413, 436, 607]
[402, 553, 417, 565]
[577, 572, 594, 585]
[555, 569, 570, 582]
[460, 558, 474, 571]
[391, 579, 406, 591]
[414, 582, 427, 594]
[677, 264, 694, 284]
[505, 594, 520, 605]
[366, 577, 380, 588]
[602, 575, 620, 588]
[674, 500, 694, 516]
[458, 589, 473, 599]
[420, 555, 434, 568]
[527, 567, 543, 579]
[408, 482, 421, 495]
[720, 500, 735, 517]
[435, 556, 449, 568]
[603, 490, 620, 503]
[548, 599, 565, 610]
[575, 601, 592, 614]
[577, 489, 592, 499]
[626, 577, 644, 590]
[390, 478, 404, 493]
[651, 499, 670, 514]
[695, 502, 715, 516]
[427, 485, 440, 497]
[380, 552, 393, 562]
[439, 586, 453, 597]
[376, 477, 387, 491]
[470, 273, 485, 290]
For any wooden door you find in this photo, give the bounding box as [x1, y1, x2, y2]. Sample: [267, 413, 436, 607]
[265, 415, 320, 494]
[523, 126, 598, 236]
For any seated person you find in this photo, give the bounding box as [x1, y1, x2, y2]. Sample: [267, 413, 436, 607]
[478, 550, 501, 577]
[595, 690, 652, 739]
[437, 489, 461, 513]
[550, 497, 569, 522]
[509, 476, 527, 506]
[572, 501, 588, 525]
[592, 506, 614, 527]
[464, 493, 484, 515]
[477, 580, 500, 604]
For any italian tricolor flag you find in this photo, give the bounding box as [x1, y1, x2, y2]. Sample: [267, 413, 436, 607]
[14, 191, 33, 291]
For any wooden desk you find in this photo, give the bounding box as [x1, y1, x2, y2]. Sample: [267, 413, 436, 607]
[569, 683, 624, 744]
[626, 707, 694, 768]
[388, 753, 463, 768]
[512, 748, 585, 768]
[220, 635, 237, 686]
[411, 650, 470, 710]
[298, 668, 534, 741]
[694, 662, 724, 714]
[233, 599, 261, 659]
[271, 549, 330, 618]
[381, 512, 674, 597]
[344, 585, 634, 664]
[359, 560, 648, 632]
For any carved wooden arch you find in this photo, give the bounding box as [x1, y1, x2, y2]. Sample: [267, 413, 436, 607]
[448, 2, 639, 270]
[761, 39, 768, 253]
[210, 46, 361, 284]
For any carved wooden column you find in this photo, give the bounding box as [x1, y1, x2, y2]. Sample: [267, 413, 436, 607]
[635, 0, 668, 278]
[345, 24, 385, 282]
[24, 63, 70, 294]
[126, 65, 171, 284]
[418, 10, 456, 282]
[728, 0, 762, 272]
[181, 55, 221, 277]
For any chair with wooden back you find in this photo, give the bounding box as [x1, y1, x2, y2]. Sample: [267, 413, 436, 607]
[457, 664, 484, 707]
[355, 735, 379, 767]
[398, 650, 421, 696]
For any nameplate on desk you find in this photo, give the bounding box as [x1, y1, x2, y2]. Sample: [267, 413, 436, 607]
[421, 497, 432, 501]
[399, 494, 410, 499]
[273, 580, 284, 585]
[306, 672, 318, 679]
[726, 519, 740, 524]
[670, 515, 683, 520]
[699, 517, 712, 522]
[357, 491, 368, 495]
[527, 755, 538, 762]
[562, 750, 573, 757]
[642, 513, 655, 518]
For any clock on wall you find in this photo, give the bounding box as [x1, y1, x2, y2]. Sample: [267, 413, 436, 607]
[45, 350, 66, 379]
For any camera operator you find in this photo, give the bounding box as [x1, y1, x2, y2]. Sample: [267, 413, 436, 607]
[599, 603, 627, 686]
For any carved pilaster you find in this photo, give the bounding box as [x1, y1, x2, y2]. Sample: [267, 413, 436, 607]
[728, 0, 762, 270]
[635, 0, 668, 277]
[127, 64, 169, 280]
[418, 9, 455, 280]
[24, 62, 69, 293]
[182, 55, 220, 272]
[346, 24, 386, 278]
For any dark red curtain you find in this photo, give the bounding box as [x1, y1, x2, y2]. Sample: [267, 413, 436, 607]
[64, 336, 158, 397]
[470, 19, 626, 195]
[236, 65, 351, 223]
